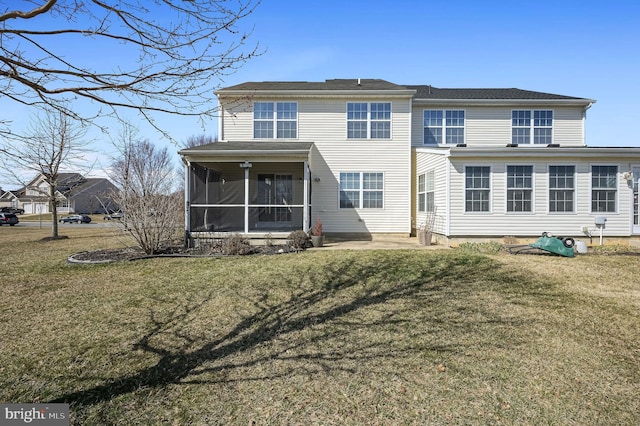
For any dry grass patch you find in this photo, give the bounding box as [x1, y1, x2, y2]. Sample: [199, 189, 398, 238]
[0, 226, 639, 424]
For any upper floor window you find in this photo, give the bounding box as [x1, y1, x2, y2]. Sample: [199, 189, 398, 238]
[339, 172, 384, 208]
[418, 170, 436, 212]
[253, 102, 297, 139]
[591, 165, 617, 213]
[506, 165, 533, 212]
[512, 110, 553, 145]
[549, 165, 575, 213]
[465, 166, 490, 212]
[347, 102, 391, 139]
[423, 110, 465, 145]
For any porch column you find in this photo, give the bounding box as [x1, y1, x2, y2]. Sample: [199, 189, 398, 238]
[303, 160, 310, 232]
[240, 161, 252, 233]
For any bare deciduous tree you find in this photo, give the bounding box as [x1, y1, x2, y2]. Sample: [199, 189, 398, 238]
[0, 108, 91, 238]
[182, 134, 218, 149]
[110, 130, 182, 254]
[0, 1, 260, 137]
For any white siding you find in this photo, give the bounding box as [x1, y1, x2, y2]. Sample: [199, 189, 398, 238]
[220, 96, 413, 234]
[411, 105, 586, 148]
[415, 150, 448, 235]
[447, 156, 636, 237]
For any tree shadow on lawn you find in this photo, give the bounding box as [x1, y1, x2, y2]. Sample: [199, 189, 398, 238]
[51, 252, 550, 410]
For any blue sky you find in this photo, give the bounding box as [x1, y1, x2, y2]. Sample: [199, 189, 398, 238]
[237, 0, 638, 147]
[2, 0, 639, 187]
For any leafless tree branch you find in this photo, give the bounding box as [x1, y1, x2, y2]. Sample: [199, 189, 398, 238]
[0, 0, 261, 136]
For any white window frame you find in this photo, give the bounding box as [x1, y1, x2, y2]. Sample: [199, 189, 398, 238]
[253, 101, 298, 139]
[511, 109, 553, 145]
[339, 172, 384, 209]
[505, 164, 534, 214]
[423, 109, 465, 145]
[418, 173, 426, 213]
[590, 164, 618, 213]
[548, 164, 576, 214]
[464, 165, 492, 213]
[346, 102, 392, 139]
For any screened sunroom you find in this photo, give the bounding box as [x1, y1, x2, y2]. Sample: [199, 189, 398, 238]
[180, 142, 313, 237]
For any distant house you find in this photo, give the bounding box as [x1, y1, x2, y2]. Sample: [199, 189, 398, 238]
[0, 173, 119, 214]
[178, 79, 640, 243]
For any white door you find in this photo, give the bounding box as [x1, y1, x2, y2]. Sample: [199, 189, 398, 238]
[632, 167, 640, 235]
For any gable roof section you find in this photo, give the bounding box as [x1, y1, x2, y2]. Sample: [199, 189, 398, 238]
[216, 79, 416, 97]
[216, 79, 593, 105]
[220, 79, 407, 91]
[407, 85, 594, 106]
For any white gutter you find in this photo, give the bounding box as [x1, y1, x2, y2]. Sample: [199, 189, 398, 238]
[447, 147, 640, 158]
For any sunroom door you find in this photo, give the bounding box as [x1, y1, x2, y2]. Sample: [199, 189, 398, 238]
[258, 174, 293, 224]
[633, 167, 640, 234]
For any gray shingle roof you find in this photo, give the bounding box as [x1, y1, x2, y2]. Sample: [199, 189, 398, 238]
[179, 141, 314, 154]
[406, 85, 588, 101]
[218, 79, 590, 101]
[219, 79, 409, 91]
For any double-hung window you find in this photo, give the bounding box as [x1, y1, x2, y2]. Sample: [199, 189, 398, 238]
[418, 170, 435, 212]
[347, 103, 391, 139]
[591, 165, 617, 213]
[253, 102, 297, 139]
[549, 165, 575, 213]
[512, 110, 553, 145]
[423, 110, 465, 144]
[339, 172, 383, 208]
[465, 166, 491, 212]
[506, 165, 533, 212]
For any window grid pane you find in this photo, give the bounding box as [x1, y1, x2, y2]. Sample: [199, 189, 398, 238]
[591, 166, 617, 212]
[424, 110, 464, 145]
[254, 121, 273, 139]
[507, 166, 532, 212]
[465, 167, 490, 212]
[370, 122, 390, 139]
[424, 127, 442, 144]
[340, 172, 383, 209]
[347, 103, 371, 139]
[549, 166, 575, 212]
[512, 110, 553, 144]
[347, 121, 367, 139]
[370, 103, 391, 139]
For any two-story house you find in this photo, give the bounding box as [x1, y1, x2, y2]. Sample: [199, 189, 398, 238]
[178, 79, 640, 243]
[0, 173, 119, 214]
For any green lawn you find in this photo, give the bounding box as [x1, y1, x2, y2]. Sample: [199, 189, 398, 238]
[1, 227, 638, 425]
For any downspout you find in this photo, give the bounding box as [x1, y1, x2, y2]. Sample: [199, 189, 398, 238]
[303, 160, 309, 232]
[445, 153, 452, 244]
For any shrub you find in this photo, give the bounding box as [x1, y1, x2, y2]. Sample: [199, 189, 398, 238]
[220, 233, 253, 256]
[288, 230, 310, 251]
